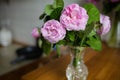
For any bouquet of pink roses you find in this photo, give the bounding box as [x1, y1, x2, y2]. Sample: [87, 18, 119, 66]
[32, 0, 111, 55]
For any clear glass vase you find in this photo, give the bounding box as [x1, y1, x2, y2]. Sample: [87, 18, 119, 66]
[66, 46, 88, 80]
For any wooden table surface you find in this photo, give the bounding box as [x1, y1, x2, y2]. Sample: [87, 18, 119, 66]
[22, 44, 120, 80]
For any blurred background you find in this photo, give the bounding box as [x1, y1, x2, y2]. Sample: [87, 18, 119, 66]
[0, 0, 87, 45]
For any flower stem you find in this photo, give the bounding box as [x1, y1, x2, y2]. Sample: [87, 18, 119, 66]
[72, 47, 84, 67]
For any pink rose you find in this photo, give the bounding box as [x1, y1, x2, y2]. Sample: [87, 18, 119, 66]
[32, 28, 40, 38]
[41, 20, 66, 43]
[60, 4, 89, 31]
[97, 14, 111, 35]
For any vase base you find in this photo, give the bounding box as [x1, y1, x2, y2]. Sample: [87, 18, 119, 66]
[66, 63, 88, 80]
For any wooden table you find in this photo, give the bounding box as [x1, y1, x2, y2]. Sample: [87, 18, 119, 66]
[22, 44, 120, 80]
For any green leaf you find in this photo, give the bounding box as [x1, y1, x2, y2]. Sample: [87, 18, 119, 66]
[67, 31, 75, 42]
[44, 16, 51, 22]
[53, 0, 64, 8]
[39, 13, 46, 20]
[87, 30, 96, 37]
[44, 0, 64, 16]
[41, 39, 52, 55]
[50, 7, 63, 20]
[83, 3, 100, 24]
[80, 23, 94, 46]
[85, 23, 95, 36]
[45, 4, 54, 15]
[86, 34, 102, 51]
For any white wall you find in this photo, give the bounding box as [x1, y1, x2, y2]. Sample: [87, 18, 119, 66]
[0, 0, 85, 45]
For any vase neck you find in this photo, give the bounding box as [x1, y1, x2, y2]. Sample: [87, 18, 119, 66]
[69, 46, 85, 67]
